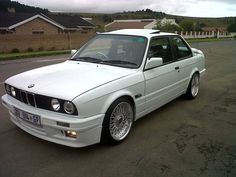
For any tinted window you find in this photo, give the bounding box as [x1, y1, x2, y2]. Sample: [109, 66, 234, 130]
[148, 37, 174, 64]
[171, 37, 192, 59]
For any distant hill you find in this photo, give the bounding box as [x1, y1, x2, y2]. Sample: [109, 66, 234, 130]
[0, 0, 49, 13]
[0, 0, 235, 30]
[77, 9, 236, 30]
[105, 9, 166, 22]
[169, 15, 236, 28]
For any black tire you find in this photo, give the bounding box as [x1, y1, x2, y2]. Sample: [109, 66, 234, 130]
[101, 97, 134, 144]
[185, 73, 200, 99]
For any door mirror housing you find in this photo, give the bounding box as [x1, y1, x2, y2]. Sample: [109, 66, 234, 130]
[71, 49, 77, 56]
[145, 57, 163, 70]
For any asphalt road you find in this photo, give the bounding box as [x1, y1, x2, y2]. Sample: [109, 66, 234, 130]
[0, 40, 236, 177]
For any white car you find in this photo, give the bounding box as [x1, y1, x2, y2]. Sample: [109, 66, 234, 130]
[1, 29, 205, 147]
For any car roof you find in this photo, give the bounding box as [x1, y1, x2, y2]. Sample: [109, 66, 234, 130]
[103, 29, 178, 38]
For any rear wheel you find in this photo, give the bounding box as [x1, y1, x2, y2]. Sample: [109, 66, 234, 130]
[101, 97, 134, 144]
[186, 73, 200, 99]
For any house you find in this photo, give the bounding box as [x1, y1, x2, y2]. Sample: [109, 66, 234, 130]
[0, 12, 95, 35]
[105, 18, 179, 31]
[105, 19, 157, 31]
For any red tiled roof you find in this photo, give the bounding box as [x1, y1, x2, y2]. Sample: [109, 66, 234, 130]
[106, 21, 151, 31]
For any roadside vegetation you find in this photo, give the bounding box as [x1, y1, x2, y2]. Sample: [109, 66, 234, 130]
[186, 38, 234, 43]
[0, 50, 70, 61]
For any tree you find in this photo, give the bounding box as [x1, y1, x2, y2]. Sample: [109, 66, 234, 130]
[155, 21, 182, 33]
[96, 25, 105, 32]
[227, 23, 236, 32]
[200, 23, 207, 28]
[179, 20, 194, 31]
[103, 15, 112, 23]
[194, 21, 203, 31]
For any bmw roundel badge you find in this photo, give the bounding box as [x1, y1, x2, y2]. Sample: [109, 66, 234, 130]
[28, 84, 35, 88]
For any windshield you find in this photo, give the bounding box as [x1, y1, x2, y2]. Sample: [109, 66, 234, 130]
[71, 34, 147, 68]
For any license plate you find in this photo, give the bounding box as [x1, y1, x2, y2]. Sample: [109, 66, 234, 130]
[13, 107, 41, 126]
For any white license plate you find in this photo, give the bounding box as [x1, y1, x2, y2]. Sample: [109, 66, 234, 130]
[14, 107, 41, 126]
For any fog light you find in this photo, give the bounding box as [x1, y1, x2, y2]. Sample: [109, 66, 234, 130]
[65, 130, 77, 138]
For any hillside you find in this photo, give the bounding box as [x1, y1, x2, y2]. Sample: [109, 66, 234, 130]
[170, 15, 236, 28]
[1, 1, 236, 30]
[0, 0, 49, 13]
[77, 9, 236, 28]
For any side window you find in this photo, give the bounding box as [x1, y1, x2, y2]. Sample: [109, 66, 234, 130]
[148, 37, 174, 64]
[171, 37, 192, 59]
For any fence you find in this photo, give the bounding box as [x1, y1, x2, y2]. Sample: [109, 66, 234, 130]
[0, 32, 95, 53]
[175, 31, 235, 39]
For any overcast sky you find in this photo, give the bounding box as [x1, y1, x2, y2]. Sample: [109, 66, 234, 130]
[17, 0, 236, 17]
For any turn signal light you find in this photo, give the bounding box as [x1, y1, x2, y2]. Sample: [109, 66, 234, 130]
[65, 130, 77, 138]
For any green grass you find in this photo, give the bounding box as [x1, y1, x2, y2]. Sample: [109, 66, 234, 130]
[186, 37, 234, 43]
[0, 50, 70, 61]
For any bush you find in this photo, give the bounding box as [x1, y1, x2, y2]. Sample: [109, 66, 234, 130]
[179, 20, 194, 31]
[27, 48, 33, 52]
[11, 48, 19, 53]
[228, 23, 236, 32]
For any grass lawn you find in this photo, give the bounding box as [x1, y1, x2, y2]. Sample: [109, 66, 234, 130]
[186, 37, 235, 43]
[0, 50, 70, 61]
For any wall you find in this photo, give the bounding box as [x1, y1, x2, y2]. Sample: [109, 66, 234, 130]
[0, 33, 95, 53]
[175, 31, 234, 39]
[144, 21, 156, 29]
[15, 18, 60, 35]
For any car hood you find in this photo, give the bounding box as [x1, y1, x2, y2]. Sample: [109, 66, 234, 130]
[6, 61, 137, 100]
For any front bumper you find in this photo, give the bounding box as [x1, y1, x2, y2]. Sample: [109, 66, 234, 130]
[1, 94, 105, 147]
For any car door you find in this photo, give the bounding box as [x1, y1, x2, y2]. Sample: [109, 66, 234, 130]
[143, 37, 181, 114]
[170, 36, 195, 92]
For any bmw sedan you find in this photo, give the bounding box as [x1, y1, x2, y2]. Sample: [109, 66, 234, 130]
[1, 29, 206, 147]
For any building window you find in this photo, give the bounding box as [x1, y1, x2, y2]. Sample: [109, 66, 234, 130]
[32, 31, 44, 34]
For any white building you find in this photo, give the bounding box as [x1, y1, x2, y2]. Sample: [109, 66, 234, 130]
[158, 18, 178, 26]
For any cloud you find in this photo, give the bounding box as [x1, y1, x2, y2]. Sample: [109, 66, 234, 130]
[203, 0, 236, 4]
[17, 0, 236, 17]
[18, 0, 191, 14]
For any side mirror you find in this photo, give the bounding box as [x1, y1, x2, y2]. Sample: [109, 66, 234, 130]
[71, 49, 77, 56]
[145, 57, 163, 70]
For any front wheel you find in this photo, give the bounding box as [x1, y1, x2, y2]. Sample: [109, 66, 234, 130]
[101, 98, 134, 144]
[185, 73, 200, 99]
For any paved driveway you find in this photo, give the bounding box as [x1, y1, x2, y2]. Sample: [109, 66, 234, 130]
[0, 41, 236, 177]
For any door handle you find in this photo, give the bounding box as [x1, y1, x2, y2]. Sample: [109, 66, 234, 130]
[175, 66, 180, 70]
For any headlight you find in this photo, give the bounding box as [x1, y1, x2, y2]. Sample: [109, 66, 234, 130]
[11, 87, 16, 97]
[63, 101, 75, 114]
[51, 99, 60, 111]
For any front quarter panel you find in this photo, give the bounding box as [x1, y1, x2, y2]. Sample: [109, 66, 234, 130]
[73, 71, 145, 119]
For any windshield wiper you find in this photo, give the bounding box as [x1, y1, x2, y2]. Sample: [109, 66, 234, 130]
[71, 57, 104, 63]
[103, 60, 137, 66]
[71, 57, 137, 67]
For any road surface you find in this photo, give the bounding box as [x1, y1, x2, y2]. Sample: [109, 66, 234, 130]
[0, 41, 236, 177]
